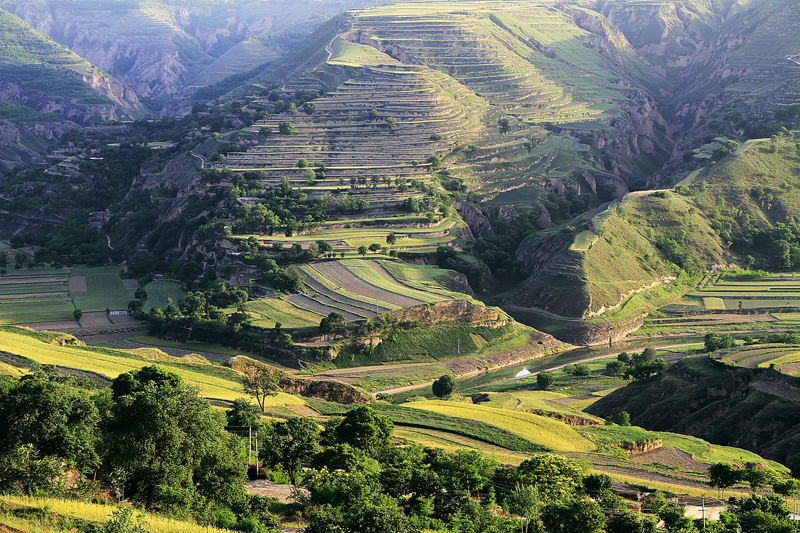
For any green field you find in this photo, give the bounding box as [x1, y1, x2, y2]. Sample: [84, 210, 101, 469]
[0, 328, 301, 406]
[0, 298, 75, 325]
[407, 400, 596, 452]
[70, 266, 135, 312]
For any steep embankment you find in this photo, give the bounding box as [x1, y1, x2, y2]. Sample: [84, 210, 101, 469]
[0, 9, 146, 121]
[587, 355, 800, 464]
[0, 0, 372, 109]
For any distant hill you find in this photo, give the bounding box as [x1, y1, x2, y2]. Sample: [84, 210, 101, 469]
[586, 355, 800, 464]
[0, 9, 146, 122]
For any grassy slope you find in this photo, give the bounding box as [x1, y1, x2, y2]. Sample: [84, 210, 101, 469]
[0, 327, 302, 406]
[0, 494, 232, 533]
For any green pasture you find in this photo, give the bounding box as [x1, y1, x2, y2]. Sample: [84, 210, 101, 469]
[245, 297, 324, 329]
[0, 298, 75, 325]
[0, 328, 302, 406]
[70, 266, 134, 312]
[142, 280, 186, 310]
[407, 400, 596, 453]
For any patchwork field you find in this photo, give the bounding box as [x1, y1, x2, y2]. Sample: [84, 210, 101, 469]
[248, 259, 466, 327]
[0, 327, 301, 406]
[0, 246, 186, 326]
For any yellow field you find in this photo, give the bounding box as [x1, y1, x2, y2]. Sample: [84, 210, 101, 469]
[407, 400, 596, 452]
[0, 330, 303, 406]
[0, 495, 234, 533]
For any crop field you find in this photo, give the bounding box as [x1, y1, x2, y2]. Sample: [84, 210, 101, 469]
[686, 276, 800, 311]
[141, 280, 185, 310]
[69, 266, 135, 312]
[407, 400, 596, 452]
[0, 328, 302, 406]
[243, 259, 465, 328]
[0, 495, 234, 533]
[713, 344, 800, 372]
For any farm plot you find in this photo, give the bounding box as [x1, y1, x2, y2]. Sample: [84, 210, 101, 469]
[0, 328, 301, 406]
[69, 266, 135, 312]
[378, 260, 470, 298]
[0, 298, 75, 325]
[310, 260, 435, 307]
[688, 276, 800, 311]
[407, 400, 596, 452]
[245, 297, 324, 329]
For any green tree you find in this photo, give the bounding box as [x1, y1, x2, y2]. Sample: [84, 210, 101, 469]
[537, 371, 555, 391]
[503, 484, 539, 533]
[0, 366, 100, 493]
[658, 503, 695, 532]
[104, 366, 247, 511]
[540, 497, 605, 533]
[297, 158, 309, 168]
[432, 374, 458, 398]
[615, 411, 631, 426]
[358, 245, 368, 257]
[73, 308, 83, 320]
[279, 122, 295, 135]
[322, 406, 394, 452]
[368, 243, 382, 253]
[320, 312, 346, 333]
[242, 367, 284, 412]
[606, 511, 658, 533]
[225, 398, 263, 428]
[262, 417, 319, 485]
[708, 463, 741, 499]
[582, 473, 613, 498]
[386, 233, 397, 246]
[605, 360, 626, 376]
[509, 454, 587, 503]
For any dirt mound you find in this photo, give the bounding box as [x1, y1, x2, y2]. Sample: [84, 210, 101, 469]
[388, 299, 501, 327]
[630, 445, 709, 473]
[280, 376, 371, 404]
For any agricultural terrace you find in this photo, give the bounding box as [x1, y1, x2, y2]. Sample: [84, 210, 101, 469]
[0, 326, 301, 407]
[246, 259, 467, 327]
[341, 1, 662, 197]
[712, 343, 800, 375]
[638, 274, 800, 336]
[0, 248, 184, 327]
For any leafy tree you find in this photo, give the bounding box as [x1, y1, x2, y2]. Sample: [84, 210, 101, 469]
[358, 245, 368, 257]
[743, 467, 775, 493]
[369, 243, 382, 253]
[133, 287, 148, 301]
[503, 484, 539, 533]
[708, 463, 741, 499]
[278, 122, 295, 135]
[658, 503, 695, 532]
[386, 233, 397, 246]
[626, 358, 666, 380]
[571, 363, 590, 376]
[304, 102, 316, 115]
[225, 397, 263, 428]
[500, 454, 586, 504]
[242, 367, 284, 412]
[540, 497, 605, 533]
[607, 511, 658, 533]
[320, 312, 346, 333]
[582, 473, 612, 498]
[432, 374, 458, 399]
[104, 366, 247, 511]
[73, 308, 83, 320]
[0, 366, 100, 492]
[262, 417, 319, 485]
[322, 406, 394, 452]
[705, 332, 735, 352]
[617, 352, 631, 364]
[615, 411, 631, 426]
[537, 371, 555, 391]
[605, 360, 626, 376]
[498, 118, 510, 134]
[297, 158, 309, 168]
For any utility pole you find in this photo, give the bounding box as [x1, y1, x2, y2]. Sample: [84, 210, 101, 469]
[457, 338, 460, 355]
[248, 425, 252, 464]
[702, 493, 706, 530]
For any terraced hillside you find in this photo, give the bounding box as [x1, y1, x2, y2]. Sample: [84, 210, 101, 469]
[342, 2, 671, 191]
[245, 259, 468, 328]
[220, 62, 485, 252]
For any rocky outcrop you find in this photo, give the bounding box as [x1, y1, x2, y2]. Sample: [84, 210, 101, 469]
[279, 376, 372, 404]
[453, 200, 493, 239]
[387, 299, 502, 327]
[612, 438, 663, 455]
